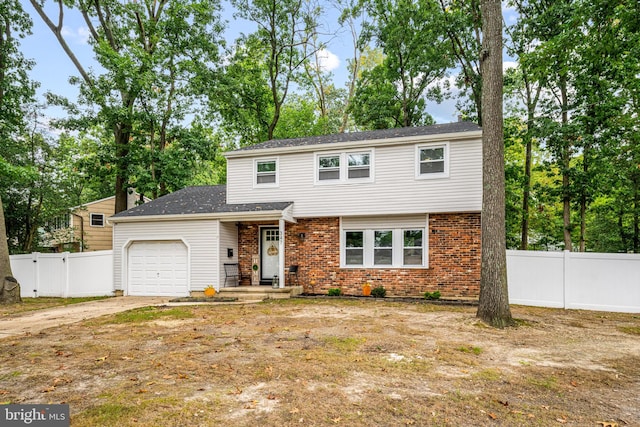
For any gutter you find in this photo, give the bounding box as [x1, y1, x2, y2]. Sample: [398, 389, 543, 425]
[107, 209, 296, 225]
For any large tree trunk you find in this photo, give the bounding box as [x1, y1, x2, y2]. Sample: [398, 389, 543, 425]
[0, 198, 21, 304]
[476, 0, 513, 328]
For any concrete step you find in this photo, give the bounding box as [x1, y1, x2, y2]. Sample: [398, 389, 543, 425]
[218, 285, 303, 301]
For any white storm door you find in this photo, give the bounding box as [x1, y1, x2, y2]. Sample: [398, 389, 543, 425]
[128, 241, 188, 296]
[261, 228, 280, 282]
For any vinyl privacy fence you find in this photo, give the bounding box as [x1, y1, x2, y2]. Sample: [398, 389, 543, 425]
[9, 250, 640, 313]
[507, 250, 640, 313]
[10, 251, 114, 298]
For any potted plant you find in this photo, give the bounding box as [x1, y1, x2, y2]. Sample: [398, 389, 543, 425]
[204, 285, 216, 298]
[362, 282, 372, 296]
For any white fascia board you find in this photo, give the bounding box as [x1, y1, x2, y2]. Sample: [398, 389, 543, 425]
[223, 130, 483, 159]
[107, 210, 294, 224]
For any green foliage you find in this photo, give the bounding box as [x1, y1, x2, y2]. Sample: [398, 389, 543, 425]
[351, 0, 449, 129]
[327, 288, 342, 297]
[424, 291, 441, 300]
[371, 286, 386, 298]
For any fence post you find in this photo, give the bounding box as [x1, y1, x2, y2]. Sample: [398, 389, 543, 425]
[63, 252, 70, 298]
[32, 252, 40, 298]
[562, 250, 571, 309]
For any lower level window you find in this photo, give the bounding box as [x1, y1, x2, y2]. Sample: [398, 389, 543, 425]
[343, 228, 425, 267]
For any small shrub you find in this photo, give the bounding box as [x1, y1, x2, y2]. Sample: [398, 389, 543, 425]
[327, 288, 342, 296]
[371, 286, 386, 298]
[424, 291, 441, 300]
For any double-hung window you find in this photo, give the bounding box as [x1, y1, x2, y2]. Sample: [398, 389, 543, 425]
[316, 150, 372, 183]
[373, 230, 393, 265]
[348, 153, 370, 179]
[255, 159, 278, 186]
[343, 227, 426, 268]
[403, 229, 424, 265]
[318, 155, 341, 181]
[416, 143, 449, 178]
[345, 231, 364, 266]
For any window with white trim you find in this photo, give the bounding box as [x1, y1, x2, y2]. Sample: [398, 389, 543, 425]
[318, 155, 341, 181]
[90, 213, 105, 227]
[416, 143, 448, 178]
[342, 228, 426, 268]
[255, 159, 278, 186]
[348, 153, 370, 179]
[373, 230, 393, 265]
[316, 150, 372, 183]
[403, 229, 424, 265]
[345, 231, 364, 266]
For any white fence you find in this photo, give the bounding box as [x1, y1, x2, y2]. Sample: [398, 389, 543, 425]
[507, 250, 640, 313]
[9, 250, 640, 313]
[10, 251, 114, 298]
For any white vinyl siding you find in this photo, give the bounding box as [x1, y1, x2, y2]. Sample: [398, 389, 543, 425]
[113, 219, 220, 293]
[218, 222, 239, 287]
[226, 137, 482, 216]
[341, 215, 428, 268]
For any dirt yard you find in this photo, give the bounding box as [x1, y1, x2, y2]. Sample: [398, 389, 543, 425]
[0, 298, 638, 426]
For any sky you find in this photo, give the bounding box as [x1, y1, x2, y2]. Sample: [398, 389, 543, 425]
[18, 0, 519, 127]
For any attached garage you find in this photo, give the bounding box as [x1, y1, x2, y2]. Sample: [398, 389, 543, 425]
[128, 241, 188, 296]
[110, 185, 293, 296]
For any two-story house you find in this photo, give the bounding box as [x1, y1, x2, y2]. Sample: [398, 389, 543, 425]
[109, 122, 482, 297]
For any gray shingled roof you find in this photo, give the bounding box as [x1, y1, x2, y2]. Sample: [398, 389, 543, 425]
[232, 121, 481, 152]
[111, 185, 292, 218]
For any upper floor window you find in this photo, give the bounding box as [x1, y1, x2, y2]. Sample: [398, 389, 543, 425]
[348, 153, 370, 179]
[318, 155, 341, 181]
[416, 143, 449, 179]
[316, 150, 372, 183]
[255, 158, 278, 186]
[90, 213, 105, 227]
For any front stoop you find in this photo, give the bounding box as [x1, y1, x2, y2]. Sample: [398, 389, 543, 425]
[217, 285, 303, 301]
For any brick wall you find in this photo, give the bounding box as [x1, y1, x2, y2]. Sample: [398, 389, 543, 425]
[237, 213, 481, 297]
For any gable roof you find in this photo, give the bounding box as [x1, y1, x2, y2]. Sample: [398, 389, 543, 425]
[228, 121, 481, 154]
[110, 185, 292, 221]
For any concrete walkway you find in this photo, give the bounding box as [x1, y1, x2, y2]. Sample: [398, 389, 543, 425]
[0, 297, 171, 339]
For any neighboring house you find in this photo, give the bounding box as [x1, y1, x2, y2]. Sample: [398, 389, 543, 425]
[46, 193, 145, 252]
[110, 122, 482, 297]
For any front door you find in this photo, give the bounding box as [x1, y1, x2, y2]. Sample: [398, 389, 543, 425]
[261, 227, 280, 283]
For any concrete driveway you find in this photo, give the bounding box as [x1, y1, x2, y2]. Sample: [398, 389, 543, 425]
[0, 297, 171, 339]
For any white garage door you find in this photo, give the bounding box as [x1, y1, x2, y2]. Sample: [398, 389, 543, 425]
[128, 241, 188, 296]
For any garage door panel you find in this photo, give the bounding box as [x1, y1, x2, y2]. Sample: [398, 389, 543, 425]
[128, 241, 188, 296]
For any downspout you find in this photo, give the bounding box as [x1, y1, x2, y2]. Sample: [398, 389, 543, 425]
[71, 212, 84, 252]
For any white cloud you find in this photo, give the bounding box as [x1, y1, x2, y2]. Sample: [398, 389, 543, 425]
[316, 48, 340, 72]
[61, 26, 90, 45]
[503, 61, 518, 72]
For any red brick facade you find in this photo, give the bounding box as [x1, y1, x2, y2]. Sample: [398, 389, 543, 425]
[237, 213, 481, 297]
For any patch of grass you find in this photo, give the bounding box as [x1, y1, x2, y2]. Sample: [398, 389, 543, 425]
[527, 375, 558, 390]
[75, 403, 136, 425]
[327, 288, 342, 296]
[322, 336, 366, 352]
[106, 306, 195, 324]
[456, 345, 482, 355]
[618, 326, 640, 335]
[473, 368, 502, 381]
[0, 371, 22, 381]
